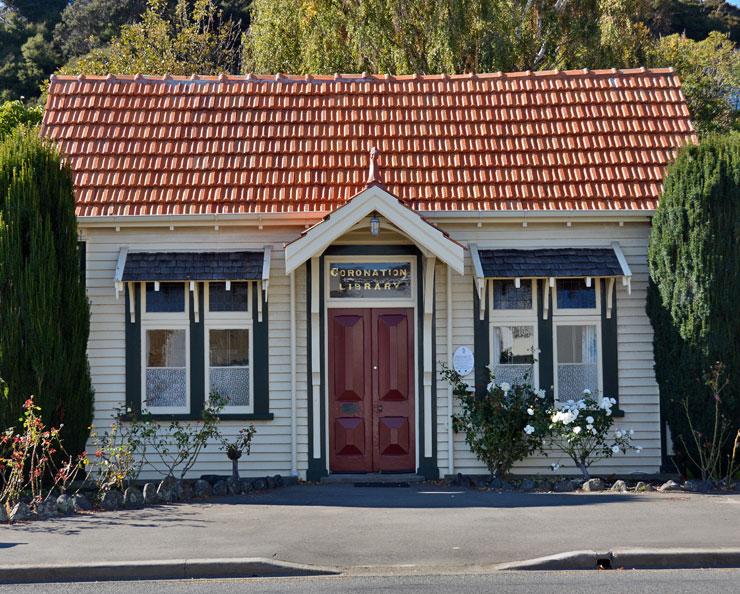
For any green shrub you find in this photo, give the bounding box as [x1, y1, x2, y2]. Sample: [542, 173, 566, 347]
[443, 366, 549, 479]
[0, 126, 93, 456]
[647, 133, 740, 476]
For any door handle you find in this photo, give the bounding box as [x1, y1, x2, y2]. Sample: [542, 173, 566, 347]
[377, 404, 383, 413]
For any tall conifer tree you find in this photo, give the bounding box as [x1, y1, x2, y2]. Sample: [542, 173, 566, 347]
[0, 126, 93, 455]
[648, 134, 740, 474]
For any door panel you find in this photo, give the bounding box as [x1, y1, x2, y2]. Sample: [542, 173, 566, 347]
[328, 307, 415, 474]
[372, 309, 415, 472]
[328, 310, 372, 472]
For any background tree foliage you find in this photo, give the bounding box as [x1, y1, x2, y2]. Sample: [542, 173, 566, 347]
[647, 134, 740, 477]
[0, 99, 42, 139]
[59, 0, 242, 76]
[649, 31, 740, 135]
[0, 126, 93, 456]
[243, 0, 655, 75]
[53, 0, 149, 63]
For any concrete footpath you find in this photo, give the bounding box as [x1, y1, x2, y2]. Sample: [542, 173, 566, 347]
[1, 484, 739, 579]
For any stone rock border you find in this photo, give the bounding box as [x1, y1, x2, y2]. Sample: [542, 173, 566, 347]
[446, 472, 740, 494]
[1, 474, 298, 524]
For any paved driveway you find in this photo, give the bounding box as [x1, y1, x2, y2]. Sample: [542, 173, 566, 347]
[3, 485, 739, 571]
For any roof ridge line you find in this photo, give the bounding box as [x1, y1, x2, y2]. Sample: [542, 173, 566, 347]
[48, 67, 676, 85]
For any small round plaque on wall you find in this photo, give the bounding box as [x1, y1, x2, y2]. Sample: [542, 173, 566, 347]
[452, 346, 474, 376]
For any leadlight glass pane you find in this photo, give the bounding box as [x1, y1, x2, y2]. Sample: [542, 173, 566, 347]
[146, 329, 186, 367]
[209, 367, 250, 407]
[556, 279, 596, 309]
[209, 282, 249, 312]
[145, 368, 187, 408]
[209, 329, 249, 367]
[557, 364, 599, 402]
[556, 324, 598, 400]
[491, 364, 532, 387]
[493, 280, 532, 310]
[146, 283, 185, 313]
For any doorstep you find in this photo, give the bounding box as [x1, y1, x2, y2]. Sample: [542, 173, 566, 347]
[321, 473, 425, 485]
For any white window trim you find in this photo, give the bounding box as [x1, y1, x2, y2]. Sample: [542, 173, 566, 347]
[141, 322, 191, 415]
[488, 279, 539, 389]
[551, 318, 603, 404]
[551, 278, 601, 317]
[204, 282, 254, 414]
[140, 281, 191, 414]
[324, 255, 417, 308]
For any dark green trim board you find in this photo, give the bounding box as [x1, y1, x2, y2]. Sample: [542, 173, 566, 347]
[600, 279, 624, 417]
[306, 259, 328, 481]
[190, 286, 205, 414]
[252, 282, 271, 417]
[124, 286, 141, 416]
[537, 281, 554, 400]
[473, 283, 490, 397]
[325, 245, 419, 256]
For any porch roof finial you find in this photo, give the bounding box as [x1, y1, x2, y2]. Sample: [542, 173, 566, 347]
[367, 146, 383, 187]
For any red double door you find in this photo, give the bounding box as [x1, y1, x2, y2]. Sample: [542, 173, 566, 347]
[328, 308, 415, 473]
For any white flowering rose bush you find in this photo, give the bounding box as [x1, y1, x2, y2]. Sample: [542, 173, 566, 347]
[442, 365, 549, 479]
[546, 390, 641, 479]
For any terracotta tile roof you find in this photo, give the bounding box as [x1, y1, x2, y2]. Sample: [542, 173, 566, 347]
[41, 69, 696, 217]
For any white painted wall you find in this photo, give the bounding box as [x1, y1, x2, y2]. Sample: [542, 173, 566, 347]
[436, 221, 661, 477]
[83, 225, 308, 480]
[82, 219, 660, 479]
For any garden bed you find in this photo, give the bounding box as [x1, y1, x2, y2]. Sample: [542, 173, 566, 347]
[1, 474, 298, 524]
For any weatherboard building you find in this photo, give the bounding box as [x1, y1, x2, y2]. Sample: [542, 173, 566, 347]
[41, 68, 695, 480]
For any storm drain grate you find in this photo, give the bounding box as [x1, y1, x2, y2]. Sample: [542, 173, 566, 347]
[596, 558, 613, 570]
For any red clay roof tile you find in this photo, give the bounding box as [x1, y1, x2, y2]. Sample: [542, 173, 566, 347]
[41, 69, 696, 217]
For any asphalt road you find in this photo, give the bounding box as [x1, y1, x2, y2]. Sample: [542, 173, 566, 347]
[3, 485, 739, 571]
[1, 570, 739, 594]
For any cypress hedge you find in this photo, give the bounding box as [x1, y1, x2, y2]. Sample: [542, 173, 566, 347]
[0, 126, 93, 455]
[647, 133, 740, 476]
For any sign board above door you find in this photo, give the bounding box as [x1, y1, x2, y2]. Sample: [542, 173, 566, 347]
[329, 262, 412, 299]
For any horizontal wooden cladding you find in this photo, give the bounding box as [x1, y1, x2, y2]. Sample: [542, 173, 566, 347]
[435, 222, 663, 475]
[84, 226, 309, 478]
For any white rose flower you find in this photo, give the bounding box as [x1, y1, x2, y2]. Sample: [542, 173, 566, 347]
[582, 389, 592, 396]
[591, 428, 597, 435]
[536, 389, 547, 399]
[500, 382, 511, 393]
[572, 426, 582, 434]
[615, 430, 622, 438]
[586, 424, 593, 431]
[550, 463, 560, 471]
[527, 408, 534, 416]
[524, 424, 535, 435]
[586, 416, 594, 424]
[610, 398, 617, 405]
[635, 445, 642, 453]
[629, 429, 635, 436]
[611, 445, 620, 454]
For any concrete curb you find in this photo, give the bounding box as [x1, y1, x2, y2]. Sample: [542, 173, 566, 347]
[0, 558, 340, 584]
[496, 548, 740, 571]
